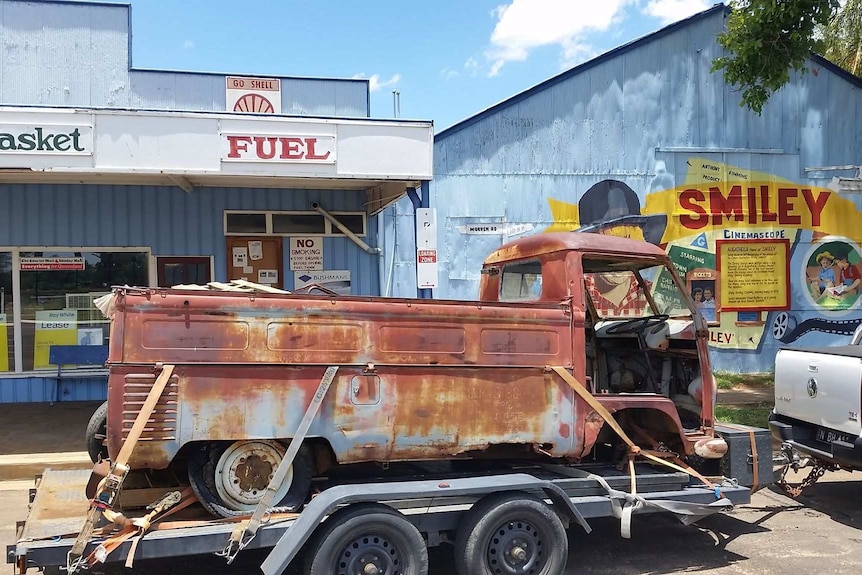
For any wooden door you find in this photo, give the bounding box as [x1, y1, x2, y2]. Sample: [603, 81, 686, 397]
[226, 237, 284, 289]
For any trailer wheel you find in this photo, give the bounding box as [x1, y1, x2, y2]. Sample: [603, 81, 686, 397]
[85, 401, 109, 463]
[187, 440, 312, 517]
[454, 492, 567, 575]
[303, 503, 428, 575]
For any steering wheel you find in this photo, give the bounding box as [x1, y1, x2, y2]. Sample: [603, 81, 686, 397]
[605, 314, 670, 336]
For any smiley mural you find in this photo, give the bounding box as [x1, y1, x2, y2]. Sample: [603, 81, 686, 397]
[547, 157, 862, 368]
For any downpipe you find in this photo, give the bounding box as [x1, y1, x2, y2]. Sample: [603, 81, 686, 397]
[311, 202, 381, 255]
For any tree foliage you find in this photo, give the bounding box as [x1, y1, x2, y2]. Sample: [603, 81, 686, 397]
[822, 0, 862, 76]
[712, 0, 840, 115]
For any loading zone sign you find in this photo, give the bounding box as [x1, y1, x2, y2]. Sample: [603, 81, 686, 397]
[289, 237, 323, 271]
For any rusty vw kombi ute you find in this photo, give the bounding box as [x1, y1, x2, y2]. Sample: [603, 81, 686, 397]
[95, 233, 721, 517]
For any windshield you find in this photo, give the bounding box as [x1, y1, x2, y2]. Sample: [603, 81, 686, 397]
[583, 263, 692, 319]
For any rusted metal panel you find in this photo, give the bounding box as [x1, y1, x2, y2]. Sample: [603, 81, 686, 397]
[107, 287, 579, 469]
[113, 290, 573, 368]
[482, 232, 669, 266]
[142, 320, 250, 350]
[268, 321, 363, 352]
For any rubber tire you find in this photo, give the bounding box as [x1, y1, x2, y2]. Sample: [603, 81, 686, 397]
[85, 401, 109, 463]
[187, 441, 313, 518]
[454, 491, 568, 575]
[304, 503, 428, 575]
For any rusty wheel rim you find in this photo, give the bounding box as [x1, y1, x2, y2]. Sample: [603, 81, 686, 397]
[213, 440, 293, 510]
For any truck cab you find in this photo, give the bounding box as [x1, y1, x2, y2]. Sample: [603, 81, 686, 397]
[480, 233, 719, 454]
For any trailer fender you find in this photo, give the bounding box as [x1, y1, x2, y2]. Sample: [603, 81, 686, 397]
[259, 473, 590, 575]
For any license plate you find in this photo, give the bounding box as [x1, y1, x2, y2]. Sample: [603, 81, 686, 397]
[816, 428, 852, 444]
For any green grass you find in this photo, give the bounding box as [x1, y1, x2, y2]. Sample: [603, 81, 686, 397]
[714, 404, 773, 429]
[714, 371, 774, 390]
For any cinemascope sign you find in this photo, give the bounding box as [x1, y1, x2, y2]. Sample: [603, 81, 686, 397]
[220, 134, 336, 163]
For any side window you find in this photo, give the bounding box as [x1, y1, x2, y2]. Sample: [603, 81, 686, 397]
[499, 259, 543, 302]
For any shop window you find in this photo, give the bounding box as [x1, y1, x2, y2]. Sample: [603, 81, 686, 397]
[226, 213, 267, 234]
[157, 257, 212, 287]
[272, 214, 326, 235]
[225, 211, 366, 237]
[328, 213, 365, 236]
[0, 253, 13, 372]
[500, 259, 543, 302]
[19, 251, 149, 371]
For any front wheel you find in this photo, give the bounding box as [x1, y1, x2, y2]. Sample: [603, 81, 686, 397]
[85, 401, 109, 463]
[304, 503, 429, 575]
[187, 440, 312, 518]
[454, 491, 568, 575]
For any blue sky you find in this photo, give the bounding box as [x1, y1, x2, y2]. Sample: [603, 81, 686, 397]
[127, 0, 715, 131]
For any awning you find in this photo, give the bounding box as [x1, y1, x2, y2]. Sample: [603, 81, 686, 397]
[0, 107, 434, 214]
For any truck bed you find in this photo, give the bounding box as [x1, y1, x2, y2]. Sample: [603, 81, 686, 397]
[9, 464, 750, 572]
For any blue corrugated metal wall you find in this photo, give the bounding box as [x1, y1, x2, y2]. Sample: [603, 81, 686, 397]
[0, 182, 379, 402]
[0, 375, 107, 404]
[0, 183, 380, 294]
[0, 0, 369, 117]
[383, 6, 862, 373]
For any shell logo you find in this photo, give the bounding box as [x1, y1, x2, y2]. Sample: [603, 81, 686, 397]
[226, 76, 281, 115]
[233, 93, 275, 114]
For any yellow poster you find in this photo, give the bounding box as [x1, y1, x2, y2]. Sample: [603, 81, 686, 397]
[717, 240, 790, 311]
[34, 310, 77, 369]
[0, 313, 8, 372]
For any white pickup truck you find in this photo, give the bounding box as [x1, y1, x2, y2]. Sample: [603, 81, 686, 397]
[769, 326, 862, 471]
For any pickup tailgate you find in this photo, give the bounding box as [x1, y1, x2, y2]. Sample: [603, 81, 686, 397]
[774, 347, 862, 437]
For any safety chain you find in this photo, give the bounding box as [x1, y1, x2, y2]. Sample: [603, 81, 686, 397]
[776, 463, 829, 498]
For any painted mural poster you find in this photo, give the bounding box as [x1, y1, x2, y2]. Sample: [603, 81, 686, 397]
[545, 157, 862, 370]
[33, 310, 77, 369]
[716, 240, 790, 311]
[0, 313, 8, 371]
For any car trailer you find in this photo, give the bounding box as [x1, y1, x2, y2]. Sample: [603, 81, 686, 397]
[9, 461, 749, 575]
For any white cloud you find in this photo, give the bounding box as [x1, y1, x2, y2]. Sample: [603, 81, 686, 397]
[642, 0, 711, 25]
[484, 0, 635, 76]
[181, 39, 194, 49]
[440, 67, 459, 80]
[352, 73, 402, 92]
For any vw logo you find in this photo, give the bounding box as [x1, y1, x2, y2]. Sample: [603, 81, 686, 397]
[807, 378, 818, 398]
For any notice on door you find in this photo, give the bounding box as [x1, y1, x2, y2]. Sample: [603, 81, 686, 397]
[232, 247, 248, 268]
[0, 313, 8, 371]
[716, 239, 790, 311]
[289, 237, 323, 271]
[34, 310, 77, 369]
[248, 240, 263, 261]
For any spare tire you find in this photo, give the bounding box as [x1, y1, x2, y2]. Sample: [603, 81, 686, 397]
[85, 401, 109, 463]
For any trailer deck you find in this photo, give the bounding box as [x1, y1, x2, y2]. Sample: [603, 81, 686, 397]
[8, 462, 750, 574]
